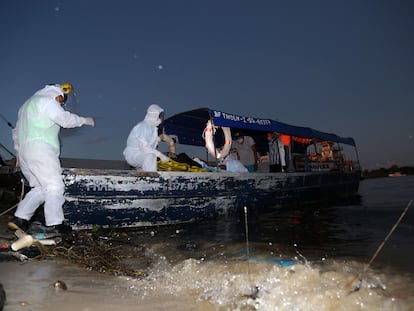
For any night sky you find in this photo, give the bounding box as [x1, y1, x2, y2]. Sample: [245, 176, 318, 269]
[1, 0, 413, 170]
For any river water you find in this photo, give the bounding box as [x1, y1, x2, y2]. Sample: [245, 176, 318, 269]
[115, 175, 414, 310]
[2, 176, 414, 310]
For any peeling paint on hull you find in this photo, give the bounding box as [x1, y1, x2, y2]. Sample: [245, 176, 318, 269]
[62, 168, 361, 229]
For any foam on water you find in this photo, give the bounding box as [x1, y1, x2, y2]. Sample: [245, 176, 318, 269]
[123, 247, 414, 311]
[94, 177, 414, 310]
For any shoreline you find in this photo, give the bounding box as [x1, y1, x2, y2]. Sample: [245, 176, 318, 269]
[0, 259, 214, 311]
[0, 212, 214, 311]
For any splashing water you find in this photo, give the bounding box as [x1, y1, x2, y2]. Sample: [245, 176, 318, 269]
[119, 243, 414, 311]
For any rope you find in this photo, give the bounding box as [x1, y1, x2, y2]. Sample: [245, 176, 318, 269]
[346, 199, 412, 290]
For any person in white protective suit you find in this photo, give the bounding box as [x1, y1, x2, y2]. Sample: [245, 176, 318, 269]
[8, 84, 95, 234]
[123, 104, 170, 172]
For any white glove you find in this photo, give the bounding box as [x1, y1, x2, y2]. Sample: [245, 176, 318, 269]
[83, 117, 95, 127]
[158, 153, 170, 163]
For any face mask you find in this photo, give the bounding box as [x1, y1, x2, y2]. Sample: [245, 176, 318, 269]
[61, 92, 80, 113]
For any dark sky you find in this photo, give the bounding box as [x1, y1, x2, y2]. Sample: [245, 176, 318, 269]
[1, 0, 413, 169]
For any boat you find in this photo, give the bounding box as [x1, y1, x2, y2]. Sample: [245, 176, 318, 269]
[388, 172, 407, 177]
[57, 108, 362, 230]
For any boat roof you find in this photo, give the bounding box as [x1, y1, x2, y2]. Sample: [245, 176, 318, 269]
[160, 108, 356, 150]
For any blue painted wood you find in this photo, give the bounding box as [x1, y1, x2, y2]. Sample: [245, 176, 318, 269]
[62, 169, 361, 229]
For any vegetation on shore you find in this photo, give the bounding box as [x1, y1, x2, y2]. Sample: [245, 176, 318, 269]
[362, 165, 414, 179]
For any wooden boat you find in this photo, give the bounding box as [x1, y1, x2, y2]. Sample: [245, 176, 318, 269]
[58, 108, 362, 229]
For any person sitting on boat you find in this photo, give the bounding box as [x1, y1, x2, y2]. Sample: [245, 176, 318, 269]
[8, 84, 95, 234]
[123, 104, 170, 172]
[267, 132, 286, 172]
[231, 131, 259, 172]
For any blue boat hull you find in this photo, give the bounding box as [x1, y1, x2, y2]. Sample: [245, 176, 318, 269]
[62, 168, 361, 229]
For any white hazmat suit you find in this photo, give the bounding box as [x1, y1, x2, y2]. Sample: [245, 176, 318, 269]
[123, 104, 169, 172]
[12, 85, 95, 227]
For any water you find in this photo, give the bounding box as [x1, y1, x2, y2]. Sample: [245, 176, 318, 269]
[4, 175, 412, 310]
[118, 175, 414, 310]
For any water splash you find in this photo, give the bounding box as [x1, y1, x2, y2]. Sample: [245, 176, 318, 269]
[124, 248, 413, 310]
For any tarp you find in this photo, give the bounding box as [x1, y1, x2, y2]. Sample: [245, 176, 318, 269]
[160, 108, 356, 151]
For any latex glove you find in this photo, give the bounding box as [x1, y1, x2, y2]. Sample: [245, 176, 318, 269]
[83, 117, 95, 127]
[158, 153, 170, 163]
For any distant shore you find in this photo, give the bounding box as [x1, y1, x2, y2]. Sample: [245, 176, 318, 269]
[362, 165, 414, 179]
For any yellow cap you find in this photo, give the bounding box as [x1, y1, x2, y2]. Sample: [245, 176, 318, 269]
[61, 83, 74, 95]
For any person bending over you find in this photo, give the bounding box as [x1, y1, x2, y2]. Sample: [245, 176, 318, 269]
[123, 104, 169, 172]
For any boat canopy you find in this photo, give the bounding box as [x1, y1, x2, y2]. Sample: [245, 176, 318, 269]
[160, 108, 356, 151]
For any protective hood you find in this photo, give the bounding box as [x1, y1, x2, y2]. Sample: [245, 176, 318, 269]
[34, 85, 64, 99]
[144, 104, 164, 126]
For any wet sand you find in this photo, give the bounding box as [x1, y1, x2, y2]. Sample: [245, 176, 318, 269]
[0, 259, 214, 311]
[0, 213, 214, 311]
